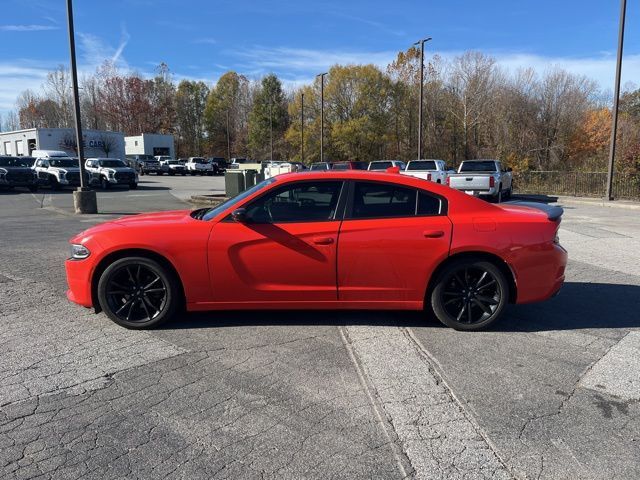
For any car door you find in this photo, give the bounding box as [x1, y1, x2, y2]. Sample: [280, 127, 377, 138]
[34, 159, 49, 182]
[337, 180, 452, 304]
[208, 180, 345, 304]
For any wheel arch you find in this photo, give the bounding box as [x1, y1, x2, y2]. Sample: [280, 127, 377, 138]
[425, 251, 517, 305]
[91, 248, 186, 313]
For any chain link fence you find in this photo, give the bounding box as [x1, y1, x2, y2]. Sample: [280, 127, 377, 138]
[512, 171, 640, 200]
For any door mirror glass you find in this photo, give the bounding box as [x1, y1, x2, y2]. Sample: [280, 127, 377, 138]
[232, 208, 248, 223]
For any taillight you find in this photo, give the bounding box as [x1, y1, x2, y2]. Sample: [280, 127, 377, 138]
[427, 173, 432, 181]
[446, 177, 450, 186]
[489, 176, 495, 188]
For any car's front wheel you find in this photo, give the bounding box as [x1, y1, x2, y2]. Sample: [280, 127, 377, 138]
[97, 256, 179, 329]
[430, 258, 509, 331]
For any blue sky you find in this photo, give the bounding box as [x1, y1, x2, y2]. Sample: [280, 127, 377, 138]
[1, 0, 639, 114]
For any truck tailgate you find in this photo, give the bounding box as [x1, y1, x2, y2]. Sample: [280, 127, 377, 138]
[448, 174, 492, 190]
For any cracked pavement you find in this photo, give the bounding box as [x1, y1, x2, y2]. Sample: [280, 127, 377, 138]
[1, 178, 639, 479]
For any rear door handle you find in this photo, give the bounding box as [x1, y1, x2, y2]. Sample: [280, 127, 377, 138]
[312, 236, 334, 245]
[423, 230, 445, 238]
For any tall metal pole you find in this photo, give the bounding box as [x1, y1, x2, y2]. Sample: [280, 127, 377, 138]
[66, 0, 96, 213]
[226, 109, 231, 161]
[606, 0, 627, 201]
[269, 98, 273, 161]
[414, 37, 431, 160]
[301, 92, 305, 162]
[317, 72, 328, 162]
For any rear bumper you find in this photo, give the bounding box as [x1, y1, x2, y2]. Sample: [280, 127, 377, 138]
[513, 243, 568, 304]
[65, 258, 94, 307]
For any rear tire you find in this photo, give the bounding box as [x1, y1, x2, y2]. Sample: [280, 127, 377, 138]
[97, 256, 180, 329]
[129, 182, 138, 189]
[430, 258, 509, 331]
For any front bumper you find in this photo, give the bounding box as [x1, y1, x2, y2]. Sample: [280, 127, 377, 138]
[65, 258, 94, 307]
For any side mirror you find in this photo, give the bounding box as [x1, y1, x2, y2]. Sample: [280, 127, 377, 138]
[232, 208, 248, 223]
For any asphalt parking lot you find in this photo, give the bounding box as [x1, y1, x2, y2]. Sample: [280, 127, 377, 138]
[1, 175, 639, 479]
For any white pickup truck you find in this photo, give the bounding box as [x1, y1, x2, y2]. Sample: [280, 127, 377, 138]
[401, 159, 451, 183]
[185, 157, 213, 175]
[447, 159, 513, 201]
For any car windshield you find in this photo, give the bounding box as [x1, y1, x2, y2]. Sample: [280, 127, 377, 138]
[200, 177, 276, 221]
[49, 159, 77, 168]
[459, 161, 497, 172]
[310, 163, 328, 170]
[407, 161, 437, 170]
[369, 161, 392, 170]
[0, 157, 32, 167]
[99, 160, 126, 168]
[192, 158, 206, 164]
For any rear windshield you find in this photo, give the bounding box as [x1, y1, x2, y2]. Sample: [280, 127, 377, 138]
[407, 160, 437, 171]
[331, 163, 349, 170]
[99, 160, 126, 168]
[49, 159, 77, 168]
[459, 161, 497, 172]
[0, 157, 32, 167]
[192, 158, 206, 163]
[310, 163, 328, 170]
[369, 161, 392, 170]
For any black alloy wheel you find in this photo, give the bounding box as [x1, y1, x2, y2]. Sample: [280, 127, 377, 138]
[431, 259, 508, 331]
[97, 257, 179, 328]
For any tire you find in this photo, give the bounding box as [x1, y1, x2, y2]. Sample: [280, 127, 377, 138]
[28, 185, 38, 192]
[430, 258, 509, 331]
[129, 182, 138, 189]
[140, 168, 145, 176]
[100, 176, 109, 190]
[97, 256, 180, 329]
[169, 171, 175, 176]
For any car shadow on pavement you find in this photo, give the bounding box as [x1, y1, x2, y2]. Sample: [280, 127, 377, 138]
[160, 309, 432, 330]
[499, 281, 640, 332]
[158, 282, 639, 332]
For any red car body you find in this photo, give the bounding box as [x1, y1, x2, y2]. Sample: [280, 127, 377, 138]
[66, 171, 566, 326]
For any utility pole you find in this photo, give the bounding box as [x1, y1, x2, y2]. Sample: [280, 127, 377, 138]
[225, 109, 231, 161]
[317, 72, 328, 162]
[606, 0, 627, 201]
[269, 98, 274, 161]
[413, 37, 431, 160]
[301, 92, 305, 162]
[66, 0, 96, 213]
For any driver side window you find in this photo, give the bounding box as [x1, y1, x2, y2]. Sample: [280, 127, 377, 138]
[244, 181, 343, 223]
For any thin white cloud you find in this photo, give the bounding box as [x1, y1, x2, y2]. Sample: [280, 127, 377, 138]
[0, 61, 53, 110]
[77, 24, 131, 70]
[0, 24, 59, 32]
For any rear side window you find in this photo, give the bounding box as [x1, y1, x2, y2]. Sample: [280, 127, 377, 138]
[418, 191, 442, 215]
[351, 182, 416, 219]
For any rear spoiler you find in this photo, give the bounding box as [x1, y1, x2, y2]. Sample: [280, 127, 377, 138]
[503, 201, 564, 221]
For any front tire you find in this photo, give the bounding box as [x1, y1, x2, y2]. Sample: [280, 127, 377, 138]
[430, 258, 509, 331]
[100, 176, 109, 190]
[97, 256, 179, 329]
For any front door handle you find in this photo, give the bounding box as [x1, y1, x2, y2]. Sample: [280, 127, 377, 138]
[423, 230, 445, 238]
[312, 236, 334, 245]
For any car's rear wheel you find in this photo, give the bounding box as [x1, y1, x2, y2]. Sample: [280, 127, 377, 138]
[430, 258, 508, 331]
[97, 256, 179, 329]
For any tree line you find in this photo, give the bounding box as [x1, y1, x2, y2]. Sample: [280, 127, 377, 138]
[2, 48, 639, 174]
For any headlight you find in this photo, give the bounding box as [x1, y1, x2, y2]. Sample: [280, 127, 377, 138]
[70, 244, 90, 259]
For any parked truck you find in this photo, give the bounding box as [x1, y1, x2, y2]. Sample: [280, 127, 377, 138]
[446, 159, 513, 201]
[401, 159, 451, 183]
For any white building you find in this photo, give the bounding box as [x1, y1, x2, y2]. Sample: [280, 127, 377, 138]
[0, 128, 125, 159]
[125, 133, 175, 158]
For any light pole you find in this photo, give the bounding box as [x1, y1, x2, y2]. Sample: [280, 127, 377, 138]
[606, 0, 627, 201]
[301, 92, 305, 162]
[414, 37, 431, 161]
[66, 0, 97, 213]
[269, 97, 274, 161]
[225, 108, 231, 161]
[317, 72, 328, 162]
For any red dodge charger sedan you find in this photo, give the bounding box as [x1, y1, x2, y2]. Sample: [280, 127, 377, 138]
[65, 170, 567, 330]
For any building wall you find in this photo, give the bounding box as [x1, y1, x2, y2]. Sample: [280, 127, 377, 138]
[125, 134, 175, 158]
[0, 128, 125, 159]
